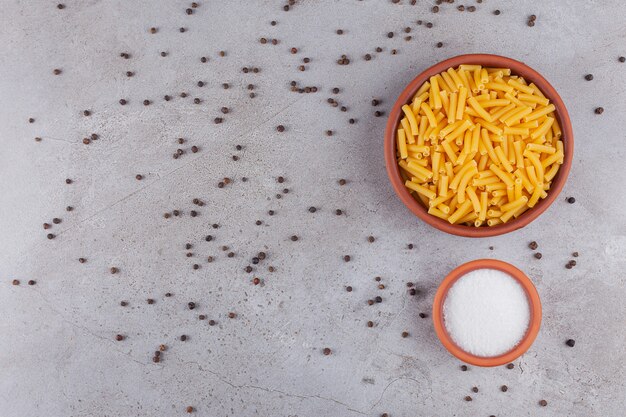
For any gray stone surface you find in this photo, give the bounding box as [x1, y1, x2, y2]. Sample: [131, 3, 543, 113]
[1, 1, 625, 416]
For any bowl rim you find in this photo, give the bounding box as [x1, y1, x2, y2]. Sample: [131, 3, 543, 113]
[384, 54, 574, 237]
[432, 259, 542, 367]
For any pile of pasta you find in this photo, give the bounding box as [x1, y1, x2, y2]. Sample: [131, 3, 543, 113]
[396, 64, 564, 227]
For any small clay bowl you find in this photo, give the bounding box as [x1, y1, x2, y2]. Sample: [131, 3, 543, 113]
[432, 259, 542, 367]
[384, 54, 574, 237]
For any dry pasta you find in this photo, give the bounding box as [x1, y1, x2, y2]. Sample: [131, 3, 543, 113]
[396, 64, 564, 226]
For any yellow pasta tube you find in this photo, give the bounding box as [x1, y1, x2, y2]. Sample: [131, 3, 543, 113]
[477, 119, 503, 136]
[480, 68, 489, 84]
[441, 140, 457, 165]
[489, 163, 514, 188]
[479, 191, 488, 221]
[447, 67, 464, 89]
[491, 103, 516, 121]
[485, 81, 514, 94]
[467, 97, 493, 122]
[458, 211, 478, 224]
[541, 151, 564, 168]
[428, 206, 449, 220]
[503, 126, 529, 136]
[448, 92, 458, 123]
[417, 115, 428, 145]
[487, 218, 503, 226]
[445, 161, 454, 179]
[440, 90, 450, 115]
[481, 99, 511, 108]
[501, 195, 528, 212]
[517, 93, 549, 106]
[457, 166, 478, 203]
[473, 68, 484, 90]
[481, 128, 499, 163]
[399, 160, 428, 181]
[431, 119, 448, 141]
[407, 161, 433, 179]
[523, 104, 556, 122]
[507, 78, 534, 94]
[411, 91, 429, 114]
[527, 143, 556, 154]
[494, 146, 514, 172]
[439, 120, 464, 139]
[440, 71, 457, 93]
[416, 81, 431, 98]
[466, 186, 481, 213]
[544, 163, 560, 182]
[430, 76, 442, 109]
[487, 67, 511, 77]
[421, 102, 438, 128]
[402, 104, 419, 137]
[478, 154, 489, 171]
[438, 175, 449, 197]
[445, 120, 472, 142]
[431, 151, 441, 181]
[397, 129, 408, 159]
[460, 64, 482, 72]
[472, 175, 500, 187]
[457, 70, 471, 92]
[513, 169, 535, 193]
[405, 180, 437, 199]
[400, 117, 413, 140]
[527, 182, 544, 207]
[450, 160, 477, 189]
[448, 200, 473, 224]
[437, 204, 451, 214]
[523, 149, 544, 184]
[429, 195, 449, 208]
[514, 177, 523, 200]
[552, 117, 562, 138]
[530, 117, 555, 140]
[504, 106, 533, 126]
[515, 120, 539, 129]
[526, 165, 538, 186]
[513, 204, 530, 219]
[455, 87, 468, 120]
[487, 209, 503, 217]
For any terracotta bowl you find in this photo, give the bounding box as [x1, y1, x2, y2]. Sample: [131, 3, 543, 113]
[432, 259, 542, 367]
[384, 54, 574, 237]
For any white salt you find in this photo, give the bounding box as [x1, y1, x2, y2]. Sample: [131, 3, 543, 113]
[443, 268, 530, 357]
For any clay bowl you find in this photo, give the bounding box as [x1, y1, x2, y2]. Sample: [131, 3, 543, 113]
[432, 259, 542, 367]
[384, 54, 573, 237]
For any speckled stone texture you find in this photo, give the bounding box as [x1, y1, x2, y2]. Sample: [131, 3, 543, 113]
[1, 1, 625, 416]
